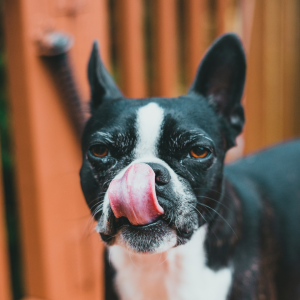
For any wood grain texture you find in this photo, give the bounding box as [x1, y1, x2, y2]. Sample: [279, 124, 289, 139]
[152, 0, 178, 97]
[3, 0, 106, 298]
[184, 0, 207, 86]
[244, 0, 300, 153]
[115, 0, 146, 98]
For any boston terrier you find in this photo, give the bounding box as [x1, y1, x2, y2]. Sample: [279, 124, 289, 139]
[80, 33, 300, 300]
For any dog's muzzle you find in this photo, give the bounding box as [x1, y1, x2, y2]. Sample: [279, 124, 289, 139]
[108, 163, 170, 225]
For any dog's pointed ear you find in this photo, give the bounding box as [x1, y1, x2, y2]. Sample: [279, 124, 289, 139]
[88, 41, 122, 113]
[189, 33, 246, 148]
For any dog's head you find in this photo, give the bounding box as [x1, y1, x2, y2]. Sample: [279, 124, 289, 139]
[80, 33, 246, 253]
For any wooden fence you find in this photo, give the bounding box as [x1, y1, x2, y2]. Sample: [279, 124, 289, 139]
[0, 0, 299, 299]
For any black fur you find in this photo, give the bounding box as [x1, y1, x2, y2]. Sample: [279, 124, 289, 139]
[80, 33, 300, 299]
[88, 41, 122, 112]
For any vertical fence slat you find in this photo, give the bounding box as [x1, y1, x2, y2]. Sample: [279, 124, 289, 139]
[216, 0, 226, 35]
[116, 0, 146, 98]
[262, 0, 283, 146]
[281, 0, 300, 138]
[3, 0, 106, 299]
[244, 0, 264, 153]
[0, 148, 11, 300]
[3, 0, 47, 295]
[98, 0, 111, 68]
[153, 0, 177, 97]
[184, 0, 207, 86]
[242, 0, 256, 52]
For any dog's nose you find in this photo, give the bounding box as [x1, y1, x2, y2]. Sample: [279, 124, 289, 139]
[146, 163, 171, 185]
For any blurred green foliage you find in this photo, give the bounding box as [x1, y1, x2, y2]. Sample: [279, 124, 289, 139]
[0, 14, 11, 171]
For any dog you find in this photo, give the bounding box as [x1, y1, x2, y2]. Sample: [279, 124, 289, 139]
[80, 33, 300, 300]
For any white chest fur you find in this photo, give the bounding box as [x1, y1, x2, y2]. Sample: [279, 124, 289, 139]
[109, 226, 233, 300]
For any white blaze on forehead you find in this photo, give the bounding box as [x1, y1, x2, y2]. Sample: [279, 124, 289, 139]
[135, 103, 164, 158]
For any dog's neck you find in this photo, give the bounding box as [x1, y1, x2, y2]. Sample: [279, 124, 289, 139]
[109, 225, 233, 300]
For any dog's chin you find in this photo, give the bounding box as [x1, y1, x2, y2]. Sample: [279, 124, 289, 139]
[98, 213, 199, 253]
[114, 219, 177, 254]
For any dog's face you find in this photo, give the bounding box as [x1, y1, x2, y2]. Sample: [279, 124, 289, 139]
[80, 34, 246, 253]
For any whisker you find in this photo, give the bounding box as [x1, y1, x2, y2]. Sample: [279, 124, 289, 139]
[184, 203, 220, 241]
[197, 195, 231, 211]
[197, 203, 237, 237]
[193, 187, 232, 201]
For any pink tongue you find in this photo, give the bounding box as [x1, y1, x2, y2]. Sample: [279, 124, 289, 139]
[108, 163, 164, 225]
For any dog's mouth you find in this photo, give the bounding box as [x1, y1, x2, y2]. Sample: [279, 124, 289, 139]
[99, 211, 195, 253]
[97, 162, 198, 253]
[115, 215, 163, 229]
[101, 216, 176, 253]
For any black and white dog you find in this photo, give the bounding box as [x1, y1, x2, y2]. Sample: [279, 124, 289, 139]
[80, 33, 300, 300]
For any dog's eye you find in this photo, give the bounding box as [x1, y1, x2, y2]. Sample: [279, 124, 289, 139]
[90, 145, 108, 157]
[190, 147, 210, 159]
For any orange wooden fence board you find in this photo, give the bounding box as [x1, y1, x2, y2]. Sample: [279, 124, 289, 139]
[241, 0, 256, 52]
[153, 0, 178, 97]
[22, 298, 46, 300]
[184, 0, 207, 86]
[0, 147, 11, 300]
[262, 0, 284, 146]
[281, 0, 300, 138]
[3, 0, 107, 299]
[216, 0, 226, 35]
[116, 0, 146, 98]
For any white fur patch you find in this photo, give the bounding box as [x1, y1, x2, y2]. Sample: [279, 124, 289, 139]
[115, 226, 177, 254]
[134, 102, 164, 158]
[109, 225, 233, 300]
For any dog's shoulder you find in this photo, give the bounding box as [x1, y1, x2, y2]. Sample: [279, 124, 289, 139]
[225, 139, 300, 210]
[224, 139, 300, 294]
[225, 139, 300, 180]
